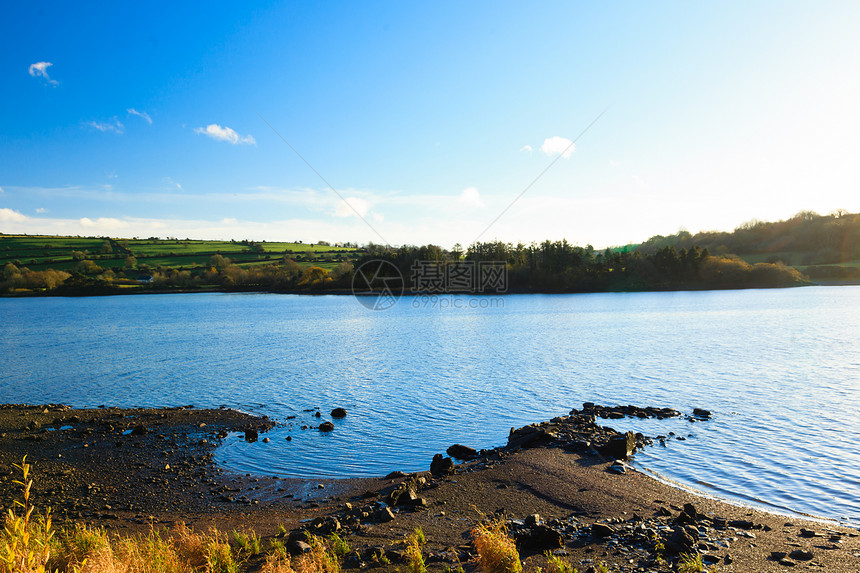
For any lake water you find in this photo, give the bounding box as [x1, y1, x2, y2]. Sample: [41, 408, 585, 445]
[1, 287, 859, 526]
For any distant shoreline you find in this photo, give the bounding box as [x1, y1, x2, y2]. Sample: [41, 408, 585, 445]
[2, 280, 844, 299]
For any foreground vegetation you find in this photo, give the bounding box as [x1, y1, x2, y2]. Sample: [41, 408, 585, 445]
[1, 458, 598, 573]
[4, 209, 860, 295]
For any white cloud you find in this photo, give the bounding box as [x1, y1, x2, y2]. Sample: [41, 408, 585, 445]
[35, 208, 48, 214]
[0, 208, 28, 222]
[0, 186, 4, 193]
[540, 136, 575, 159]
[609, 160, 621, 167]
[164, 177, 182, 190]
[221, 218, 237, 224]
[194, 124, 256, 145]
[28, 61, 58, 86]
[79, 217, 128, 231]
[127, 108, 152, 124]
[458, 186, 485, 208]
[520, 145, 533, 153]
[84, 118, 124, 134]
[334, 197, 370, 218]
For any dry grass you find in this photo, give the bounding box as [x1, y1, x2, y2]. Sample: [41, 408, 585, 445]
[404, 528, 426, 573]
[0, 458, 347, 573]
[471, 519, 522, 573]
[292, 535, 339, 573]
[0, 457, 55, 573]
[542, 551, 576, 573]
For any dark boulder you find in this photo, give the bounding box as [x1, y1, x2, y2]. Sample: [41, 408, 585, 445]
[244, 429, 258, 442]
[331, 408, 347, 418]
[446, 444, 477, 459]
[319, 421, 334, 432]
[507, 425, 557, 449]
[373, 506, 395, 523]
[430, 454, 454, 476]
[591, 523, 616, 538]
[789, 549, 813, 561]
[517, 524, 564, 549]
[662, 526, 696, 555]
[600, 431, 636, 460]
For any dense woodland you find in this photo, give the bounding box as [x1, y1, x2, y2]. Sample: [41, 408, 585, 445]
[4, 209, 860, 295]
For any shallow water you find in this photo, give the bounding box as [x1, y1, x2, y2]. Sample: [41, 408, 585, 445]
[1, 286, 859, 525]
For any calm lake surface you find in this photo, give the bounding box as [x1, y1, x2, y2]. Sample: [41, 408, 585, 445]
[1, 287, 859, 525]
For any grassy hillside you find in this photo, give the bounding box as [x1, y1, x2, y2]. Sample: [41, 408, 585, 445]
[0, 234, 361, 295]
[0, 235, 358, 273]
[630, 210, 860, 282]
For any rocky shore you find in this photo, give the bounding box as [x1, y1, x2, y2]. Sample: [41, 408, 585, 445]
[0, 403, 857, 572]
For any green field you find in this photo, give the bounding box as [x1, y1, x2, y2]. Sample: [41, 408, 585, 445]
[0, 234, 358, 273]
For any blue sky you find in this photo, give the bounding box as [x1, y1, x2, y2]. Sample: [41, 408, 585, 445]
[2, 1, 859, 248]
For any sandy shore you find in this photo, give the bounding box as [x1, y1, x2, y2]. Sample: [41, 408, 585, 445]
[0, 403, 857, 572]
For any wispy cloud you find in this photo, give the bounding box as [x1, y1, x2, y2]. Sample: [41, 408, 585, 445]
[28, 61, 58, 86]
[35, 208, 48, 214]
[519, 145, 533, 154]
[84, 118, 124, 134]
[79, 217, 129, 231]
[458, 186, 485, 208]
[127, 108, 152, 124]
[194, 124, 256, 145]
[540, 136, 575, 159]
[164, 177, 182, 190]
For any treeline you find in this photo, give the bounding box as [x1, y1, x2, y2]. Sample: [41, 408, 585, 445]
[0, 256, 354, 295]
[635, 210, 860, 266]
[359, 240, 805, 293]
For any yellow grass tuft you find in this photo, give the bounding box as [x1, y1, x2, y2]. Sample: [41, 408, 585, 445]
[471, 519, 522, 573]
[405, 528, 426, 573]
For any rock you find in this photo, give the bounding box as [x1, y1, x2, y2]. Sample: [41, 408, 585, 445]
[607, 461, 626, 474]
[373, 506, 395, 523]
[692, 408, 712, 419]
[507, 426, 558, 449]
[799, 528, 819, 538]
[788, 549, 813, 561]
[675, 503, 699, 524]
[290, 540, 312, 554]
[331, 408, 347, 418]
[600, 432, 636, 460]
[319, 422, 334, 432]
[728, 519, 755, 530]
[591, 523, 616, 538]
[518, 524, 564, 549]
[770, 551, 787, 560]
[385, 471, 406, 479]
[262, 437, 270, 443]
[314, 411, 321, 418]
[525, 514, 541, 527]
[244, 429, 258, 442]
[662, 526, 696, 555]
[446, 444, 477, 459]
[430, 454, 454, 476]
[131, 425, 148, 435]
